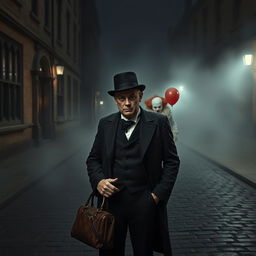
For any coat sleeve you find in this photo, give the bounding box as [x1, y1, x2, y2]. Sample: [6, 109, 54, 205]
[86, 119, 106, 191]
[152, 115, 180, 203]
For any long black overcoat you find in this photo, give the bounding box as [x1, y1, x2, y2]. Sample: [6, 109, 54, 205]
[86, 107, 180, 256]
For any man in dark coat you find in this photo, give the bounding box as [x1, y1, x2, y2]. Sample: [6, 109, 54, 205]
[86, 71, 180, 256]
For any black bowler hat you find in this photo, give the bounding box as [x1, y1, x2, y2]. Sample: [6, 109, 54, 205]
[108, 71, 146, 96]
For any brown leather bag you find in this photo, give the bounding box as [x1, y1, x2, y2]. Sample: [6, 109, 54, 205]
[70, 192, 115, 249]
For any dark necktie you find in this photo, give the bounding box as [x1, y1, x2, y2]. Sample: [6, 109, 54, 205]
[120, 119, 135, 133]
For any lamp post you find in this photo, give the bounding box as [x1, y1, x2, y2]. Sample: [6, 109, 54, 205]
[56, 65, 64, 118]
[242, 54, 256, 124]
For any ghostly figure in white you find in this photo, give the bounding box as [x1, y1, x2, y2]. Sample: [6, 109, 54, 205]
[151, 97, 179, 141]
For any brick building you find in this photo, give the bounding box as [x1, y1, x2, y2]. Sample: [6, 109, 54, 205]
[169, 0, 256, 125]
[0, 0, 82, 154]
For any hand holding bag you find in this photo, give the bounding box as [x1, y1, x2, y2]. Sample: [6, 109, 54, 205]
[70, 192, 115, 249]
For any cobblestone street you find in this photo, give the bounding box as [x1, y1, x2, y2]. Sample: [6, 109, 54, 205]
[0, 144, 255, 256]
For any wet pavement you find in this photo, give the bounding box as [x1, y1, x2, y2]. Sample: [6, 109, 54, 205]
[0, 143, 255, 256]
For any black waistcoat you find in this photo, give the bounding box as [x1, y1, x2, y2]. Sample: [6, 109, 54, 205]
[112, 118, 148, 193]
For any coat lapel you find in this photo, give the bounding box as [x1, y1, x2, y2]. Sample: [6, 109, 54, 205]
[104, 112, 120, 160]
[140, 109, 157, 159]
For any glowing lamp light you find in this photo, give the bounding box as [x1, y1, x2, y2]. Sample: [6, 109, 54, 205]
[179, 86, 184, 92]
[99, 101, 104, 105]
[243, 54, 253, 66]
[56, 65, 64, 75]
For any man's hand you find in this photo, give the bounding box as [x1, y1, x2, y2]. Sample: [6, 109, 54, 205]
[151, 193, 160, 204]
[97, 178, 120, 197]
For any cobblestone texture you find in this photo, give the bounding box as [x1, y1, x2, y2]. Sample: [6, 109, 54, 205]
[0, 144, 255, 256]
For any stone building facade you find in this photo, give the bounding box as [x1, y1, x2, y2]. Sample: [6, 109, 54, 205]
[0, 0, 81, 154]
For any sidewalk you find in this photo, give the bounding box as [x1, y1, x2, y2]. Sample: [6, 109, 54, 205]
[180, 129, 256, 187]
[0, 127, 91, 208]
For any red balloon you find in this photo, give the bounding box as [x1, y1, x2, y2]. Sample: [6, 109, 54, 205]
[165, 88, 180, 106]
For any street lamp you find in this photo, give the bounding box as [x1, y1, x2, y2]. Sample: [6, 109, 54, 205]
[56, 65, 65, 76]
[243, 54, 253, 66]
[178, 86, 184, 92]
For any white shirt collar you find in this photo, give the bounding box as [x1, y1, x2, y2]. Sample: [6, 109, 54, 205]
[121, 107, 141, 123]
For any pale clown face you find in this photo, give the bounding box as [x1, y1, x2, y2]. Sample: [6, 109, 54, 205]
[152, 97, 163, 113]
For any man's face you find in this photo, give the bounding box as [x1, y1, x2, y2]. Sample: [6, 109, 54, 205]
[114, 89, 143, 119]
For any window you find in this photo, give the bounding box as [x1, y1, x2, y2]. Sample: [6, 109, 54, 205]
[44, 0, 50, 28]
[0, 32, 22, 125]
[66, 11, 70, 54]
[31, 0, 38, 16]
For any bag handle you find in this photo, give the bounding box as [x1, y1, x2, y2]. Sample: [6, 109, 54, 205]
[85, 192, 106, 211]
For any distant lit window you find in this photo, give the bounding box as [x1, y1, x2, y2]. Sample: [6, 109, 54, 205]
[0, 32, 22, 126]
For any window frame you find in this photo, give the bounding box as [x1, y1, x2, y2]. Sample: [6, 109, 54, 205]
[0, 32, 23, 127]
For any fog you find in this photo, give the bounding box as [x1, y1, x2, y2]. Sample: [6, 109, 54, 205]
[169, 53, 255, 157]
[95, 48, 255, 148]
[91, 0, 256, 176]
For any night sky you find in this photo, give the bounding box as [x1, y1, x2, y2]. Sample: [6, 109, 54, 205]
[95, 0, 186, 100]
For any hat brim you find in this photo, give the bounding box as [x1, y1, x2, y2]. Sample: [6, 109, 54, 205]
[108, 84, 146, 96]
